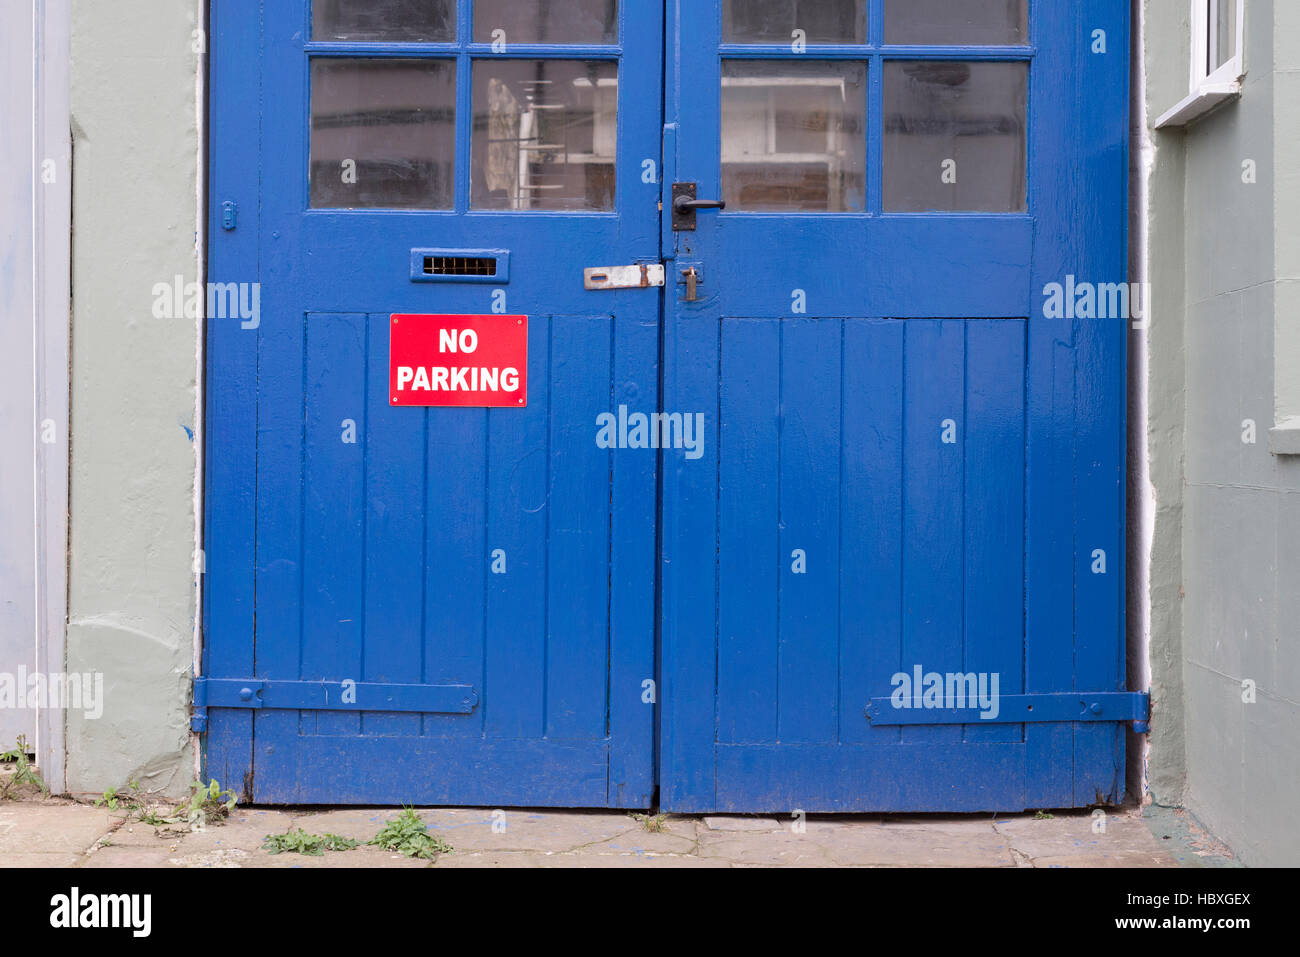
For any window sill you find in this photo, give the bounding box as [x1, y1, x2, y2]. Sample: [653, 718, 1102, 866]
[1154, 80, 1242, 129]
[1268, 419, 1300, 457]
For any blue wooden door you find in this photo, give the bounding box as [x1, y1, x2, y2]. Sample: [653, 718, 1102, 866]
[205, 0, 662, 806]
[207, 0, 1134, 812]
[659, 0, 1133, 812]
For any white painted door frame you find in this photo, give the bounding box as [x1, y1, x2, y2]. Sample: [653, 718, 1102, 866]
[0, 0, 70, 792]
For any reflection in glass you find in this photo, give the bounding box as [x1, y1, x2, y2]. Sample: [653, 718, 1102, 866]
[883, 61, 1027, 213]
[721, 61, 866, 212]
[884, 0, 1027, 46]
[312, 0, 455, 42]
[473, 0, 618, 44]
[1213, 0, 1237, 70]
[471, 60, 618, 211]
[723, 0, 864, 44]
[310, 59, 456, 209]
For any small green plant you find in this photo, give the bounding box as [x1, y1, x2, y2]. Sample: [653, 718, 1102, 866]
[1034, 809, 1055, 820]
[368, 807, 451, 860]
[95, 779, 175, 825]
[186, 779, 238, 829]
[0, 736, 48, 799]
[139, 809, 173, 827]
[263, 828, 359, 856]
[96, 779, 144, 812]
[632, 813, 668, 833]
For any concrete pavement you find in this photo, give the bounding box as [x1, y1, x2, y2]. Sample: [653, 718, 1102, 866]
[0, 792, 1230, 868]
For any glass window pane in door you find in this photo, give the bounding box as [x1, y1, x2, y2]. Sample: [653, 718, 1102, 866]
[722, 0, 865, 45]
[312, 0, 456, 42]
[721, 60, 866, 212]
[884, 0, 1028, 46]
[471, 60, 618, 211]
[473, 0, 619, 44]
[883, 61, 1027, 212]
[310, 58, 457, 209]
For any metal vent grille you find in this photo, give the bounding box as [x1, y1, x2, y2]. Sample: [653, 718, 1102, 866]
[424, 255, 498, 277]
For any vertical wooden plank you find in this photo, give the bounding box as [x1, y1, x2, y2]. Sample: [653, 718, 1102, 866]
[362, 314, 425, 737]
[300, 314, 367, 736]
[545, 315, 613, 740]
[202, 0, 261, 796]
[250, 0, 312, 801]
[1072, 0, 1131, 804]
[717, 318, 780, 744]
[901, 319, 964, 746]
[963, 319, 1026, 745]
[778, 318, 841, 744]
[659, 297, 721, 811]
[608, 293, 659, 806]
[1025, 341, 1078, 806]
[424, 403, 487, 736]
[484, 315, 550, 740]
[841, 319, 904, 745]
[1023, 0, 1094, 809]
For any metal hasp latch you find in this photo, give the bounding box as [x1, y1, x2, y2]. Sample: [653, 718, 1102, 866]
[190, 677, 479, 733]
[671, 182, 726, 231]
[583, 264, 667, 290]
[864, 691, 1151, 733]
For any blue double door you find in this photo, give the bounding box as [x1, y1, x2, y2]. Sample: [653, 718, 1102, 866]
[205, 1, 1131, 811]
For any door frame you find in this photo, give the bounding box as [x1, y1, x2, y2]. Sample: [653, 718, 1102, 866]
[0, 0, 71, 792]
[202, 0, 1133, 811]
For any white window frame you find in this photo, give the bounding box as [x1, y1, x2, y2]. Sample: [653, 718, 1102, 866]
[1155, 0, 1246, 128]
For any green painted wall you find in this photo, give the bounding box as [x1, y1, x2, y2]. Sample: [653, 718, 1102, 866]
[1143, 0, 1300, 866]
[65, 0, 201, 798]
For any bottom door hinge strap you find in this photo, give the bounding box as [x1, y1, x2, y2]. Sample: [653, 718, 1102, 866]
[191, 677, 478, 731]
[864, 691, 1150, 731]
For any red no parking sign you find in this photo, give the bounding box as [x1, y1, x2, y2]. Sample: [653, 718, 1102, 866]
[389, 314, 528, 408]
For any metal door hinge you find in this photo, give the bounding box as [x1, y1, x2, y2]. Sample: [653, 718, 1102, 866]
[864, 691, 1150, 733]
[583, 264, 666, 290]
[190, 677, 478, 732]
[221, 200, 238, 231]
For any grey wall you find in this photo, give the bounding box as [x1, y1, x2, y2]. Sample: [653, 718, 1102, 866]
[1144, 0, 1300, 867]
[65, 0, 202, 798]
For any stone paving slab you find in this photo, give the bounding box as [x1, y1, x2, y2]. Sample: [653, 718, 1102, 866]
[361, 807, 645, 854]
[0, 804, 113, 856]
[703, 816, 783, 832]
[0, 800, 1192, 868]
[992, 809, 1175, 866]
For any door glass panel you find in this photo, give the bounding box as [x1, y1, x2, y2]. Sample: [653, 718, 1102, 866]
[471, 60, 618, 211]
[473, 0, 619, 45]
[312, 0, 456, 42]
[723, 0, 865, 45]
[884, 0, 1028, 46]
[721, 60, 866, 212]
[310, 58, 457, 209]
[883, 61, 1027, 213]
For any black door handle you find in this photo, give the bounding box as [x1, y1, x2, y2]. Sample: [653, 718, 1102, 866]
[672, 182, 725, 231]
[673, 196, 727, 214]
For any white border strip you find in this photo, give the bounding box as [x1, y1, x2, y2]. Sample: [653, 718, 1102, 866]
[192, 0, 208, 781]
[34, 0, 71, 794]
